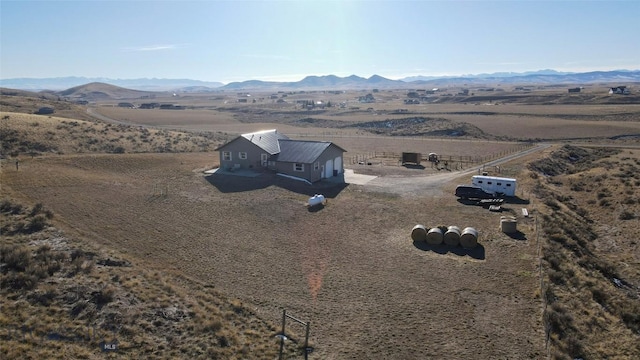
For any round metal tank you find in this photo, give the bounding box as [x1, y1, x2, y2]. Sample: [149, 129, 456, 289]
[411, 225, 427, 242]
[308, 194, 326, 207]
[500, 216, 518, 234]
[425, 227, 444, 245]
[460, 227, 479, 249]
[443, 226, 461, 246]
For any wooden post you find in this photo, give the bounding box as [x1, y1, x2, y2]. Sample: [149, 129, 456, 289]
[304, 321, 311, 360]
[279, 309, 286, 360]
[279, 309, 312, 358]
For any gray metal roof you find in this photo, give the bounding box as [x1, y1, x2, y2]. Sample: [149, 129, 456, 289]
[240, 129, 289, 155]
[275, 140, 337, 163]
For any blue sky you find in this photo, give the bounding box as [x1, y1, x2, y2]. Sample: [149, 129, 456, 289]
[1, 0, 639, 83]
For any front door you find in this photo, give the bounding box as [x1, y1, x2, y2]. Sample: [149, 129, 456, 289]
[261, 153, 268, 167]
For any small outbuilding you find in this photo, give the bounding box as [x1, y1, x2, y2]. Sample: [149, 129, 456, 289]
[401, 152, 421, 165]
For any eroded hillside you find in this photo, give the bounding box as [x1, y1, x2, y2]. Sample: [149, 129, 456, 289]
[528, 145, 640, 359]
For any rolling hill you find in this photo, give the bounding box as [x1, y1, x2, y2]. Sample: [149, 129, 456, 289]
[57, 82, 161, 101]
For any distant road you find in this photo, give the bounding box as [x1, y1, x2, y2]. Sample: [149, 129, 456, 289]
[86, 107, 145, 127]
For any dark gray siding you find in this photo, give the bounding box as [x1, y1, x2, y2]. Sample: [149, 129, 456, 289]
[217, 138, 269, 170]
[318, 145, 345, 174]
[276, 144, 345, 183]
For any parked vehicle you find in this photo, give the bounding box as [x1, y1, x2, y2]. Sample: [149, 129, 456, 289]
[455, 185, 495, 199]
[471, 175, 516, 196]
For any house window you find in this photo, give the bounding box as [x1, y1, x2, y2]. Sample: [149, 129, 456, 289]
[294, 163, 304, 172]
[314, 162, 320, 171]
[239, 152, 247, 159]
[222, 151, 232, 161]
[497, 182, 502, 186]
[506, 184, 512, 187]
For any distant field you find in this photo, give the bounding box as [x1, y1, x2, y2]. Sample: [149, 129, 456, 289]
[93, 92, 640, 143]
[91, 106, 532, 159]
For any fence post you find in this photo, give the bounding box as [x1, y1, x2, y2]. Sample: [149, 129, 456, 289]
[304, 321, 311, 360]
[279, 309, 286, 360]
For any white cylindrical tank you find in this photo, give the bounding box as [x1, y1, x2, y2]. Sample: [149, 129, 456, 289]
[308, 194, 326, 206]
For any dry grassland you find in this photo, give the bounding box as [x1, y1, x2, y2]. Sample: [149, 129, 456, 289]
[1, 85, 639, 359]
[0, 197, 288, 359]
[2, 152, 544, 359]
[0, 113, 224, 156]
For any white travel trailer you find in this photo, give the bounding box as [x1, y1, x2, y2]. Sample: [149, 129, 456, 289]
[471, 175, 517, 196]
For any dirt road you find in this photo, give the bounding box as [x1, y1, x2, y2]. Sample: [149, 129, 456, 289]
[347, 143, 550, 197]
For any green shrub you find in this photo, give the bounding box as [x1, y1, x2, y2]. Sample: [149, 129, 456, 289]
[0, 245, 31, 271]
[26, 215, 48, 233]
[0, 199, 24, 215]
[599, 198, 611, 207]
[621, 310, 640, 333]
[1, 272, 39, 291]
[91, 286, 115, 308]
[545, 199, 561, 210]
[546, 303, 575, 336]
[564, 334, 585, 359]
[591, 288, 608, 306]
[29, 202, 44, 216]
[28, 288, 58, 306]
[549, 270, 566, 285]
[619, 210, 636, 220]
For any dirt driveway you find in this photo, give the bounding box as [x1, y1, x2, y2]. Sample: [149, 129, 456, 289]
[344, 143, 549, 197]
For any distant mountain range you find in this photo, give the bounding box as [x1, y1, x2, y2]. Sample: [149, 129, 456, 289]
[1, 70, 638, 92]
[0, 77, 224, 92]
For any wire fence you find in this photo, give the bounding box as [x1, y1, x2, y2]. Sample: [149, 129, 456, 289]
[536, 212, 551, 359]
[346, 142, 535, 169]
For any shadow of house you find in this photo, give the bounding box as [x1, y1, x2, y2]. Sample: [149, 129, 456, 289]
[204, 171, 272, 193]
[205, 170, 348, 198]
